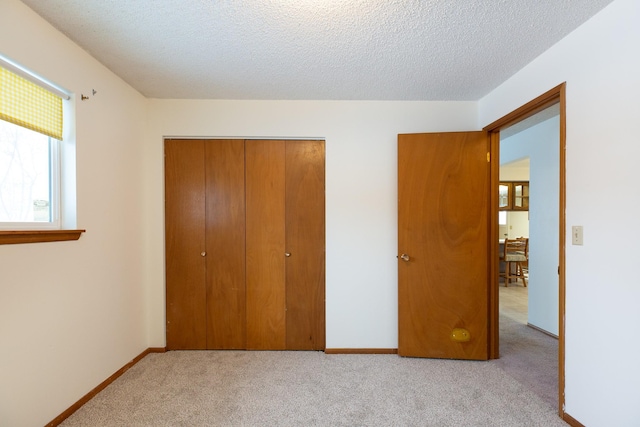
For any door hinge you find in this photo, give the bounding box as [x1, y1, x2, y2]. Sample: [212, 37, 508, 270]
[487, 152, 490, 162]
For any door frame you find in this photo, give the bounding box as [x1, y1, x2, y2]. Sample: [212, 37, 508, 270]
[483, 83, 566, 417]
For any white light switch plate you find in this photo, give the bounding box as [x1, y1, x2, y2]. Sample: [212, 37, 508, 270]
[572, 226, 583, 245]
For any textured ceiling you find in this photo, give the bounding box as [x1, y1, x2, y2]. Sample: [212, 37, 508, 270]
[20, 0, 614, 100]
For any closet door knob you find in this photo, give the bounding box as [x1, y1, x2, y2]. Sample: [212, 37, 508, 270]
[400, 253, 410, 262]
[201, 252, 207, 257]
[285, 252, 291, 257]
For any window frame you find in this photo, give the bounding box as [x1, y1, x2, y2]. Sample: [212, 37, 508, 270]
[0, 54, 84, 244]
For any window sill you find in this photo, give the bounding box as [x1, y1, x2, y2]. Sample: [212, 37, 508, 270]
[0, 229, 85, 245]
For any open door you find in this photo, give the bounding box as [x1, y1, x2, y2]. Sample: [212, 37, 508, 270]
[398, 131, 490, 360]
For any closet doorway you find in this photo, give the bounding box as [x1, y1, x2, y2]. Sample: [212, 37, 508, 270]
[165, 139, 325, 351]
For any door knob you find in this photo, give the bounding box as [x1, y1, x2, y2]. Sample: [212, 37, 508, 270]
[285, 252, 291, 257]
[201, 252, 207, 257]
[400, 253, 410, 262]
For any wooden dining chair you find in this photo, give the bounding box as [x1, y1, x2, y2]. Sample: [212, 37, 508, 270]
[500, 238, 528, 287]
[518, 236, 529, 276]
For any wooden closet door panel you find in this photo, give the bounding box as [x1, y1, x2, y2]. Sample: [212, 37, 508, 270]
[285, 140, 326, 350]
[165, 139, 207, 350]
[245, 140, 287, 350]
[205, 140, 247, 349]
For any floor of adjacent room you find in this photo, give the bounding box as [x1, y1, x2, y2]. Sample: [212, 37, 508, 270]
[497, 283, 558, 409]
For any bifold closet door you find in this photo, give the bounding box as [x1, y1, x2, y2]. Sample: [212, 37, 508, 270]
[245, 140, 287, 350]
[245, 139, 325, 350]
[165, 139, 207, 350]
[285, 140, 325, 350]
[166, 138, 325, 351]
[165, 139, 246, 350]
[205, 139, 246, 349]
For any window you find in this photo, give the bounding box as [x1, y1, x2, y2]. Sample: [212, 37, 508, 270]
[0, 55, 82, 244]
[0, 120, 59, 227]
[498, 210, 507, 225]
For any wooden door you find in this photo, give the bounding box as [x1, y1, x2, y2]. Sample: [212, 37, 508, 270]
[165, 139, 207, 350]
[245, 140, 287, 350]
[285, 140, 326, 350]
[398, 132, 489, 360]
[204, 140, 246, 349]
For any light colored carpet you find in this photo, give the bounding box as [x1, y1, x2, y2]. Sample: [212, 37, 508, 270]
[60, 352, 564, 426]
[60, 285, 563, 426]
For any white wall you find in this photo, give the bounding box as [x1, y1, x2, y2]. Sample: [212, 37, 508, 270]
[499, 165, 529, 181]
[0, 1, 149, 426]
[480, 0, 640, 425]
[501, 116, 560, 335]
[144, 100, 478, 349]
[506, 211, 529, 239]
